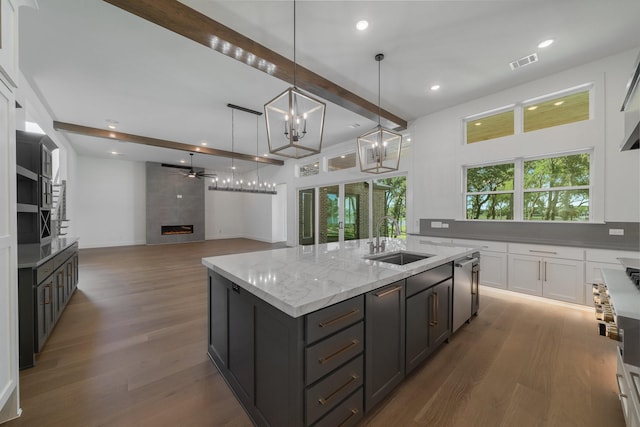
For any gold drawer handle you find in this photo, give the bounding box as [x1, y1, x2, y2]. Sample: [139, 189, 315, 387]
[338, 408, 359, 427]
[374, 286, 402, 298]
[319, 340, 360, 365]
[318, 374, 359, 405]
[318, 308, 360, 328]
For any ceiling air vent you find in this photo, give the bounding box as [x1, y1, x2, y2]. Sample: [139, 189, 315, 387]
[509, 52, 539, 71]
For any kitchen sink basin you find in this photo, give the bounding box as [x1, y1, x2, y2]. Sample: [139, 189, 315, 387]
[367, 251, 433, 265]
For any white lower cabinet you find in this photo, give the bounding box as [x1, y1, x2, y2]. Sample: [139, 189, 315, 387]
[480, 251, 508, 289]
[449, 239, 508, 289]
[507, 244, 585, 304]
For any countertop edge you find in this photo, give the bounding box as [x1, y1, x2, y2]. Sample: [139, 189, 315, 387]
[203, 244, 476, 318]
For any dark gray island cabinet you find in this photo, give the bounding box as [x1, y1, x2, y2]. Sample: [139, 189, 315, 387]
[206, 260, 454, 427]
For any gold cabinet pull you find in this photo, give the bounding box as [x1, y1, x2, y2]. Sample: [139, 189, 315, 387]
[44, 284, 52, 305]
[428, 293, 437, 326]
[318, 374, 359, 405]
[434, 292, 439, 326]
[318, 340, 359, 365]
[338, 408, 360, 427]
[318, 308, 360, 328]
[544, 261, 547, 282]
[529, 249, 557, 255]
[374, 286, 401, 298]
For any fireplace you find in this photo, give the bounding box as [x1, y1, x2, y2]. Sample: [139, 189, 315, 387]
[161, 225, 194, 235]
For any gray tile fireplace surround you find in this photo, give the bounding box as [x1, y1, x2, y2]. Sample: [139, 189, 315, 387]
[146, 162, 204, 244]
[419, 219, 640, 251]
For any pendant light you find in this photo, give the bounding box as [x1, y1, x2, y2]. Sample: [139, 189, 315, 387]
[264, 0, 326, 159]
[357, 53, 402, 174]
[208, 104, 276, 194]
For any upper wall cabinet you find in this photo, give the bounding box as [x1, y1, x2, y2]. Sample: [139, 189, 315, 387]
[0, 0, 20, 87]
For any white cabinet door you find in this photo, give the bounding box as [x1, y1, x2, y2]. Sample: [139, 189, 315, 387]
[508, 254, 542, 296]
[0, 78, 19, 421]
[0, 0, 19, 87]
[479, 251, 507, 289]
[543, 258, 584, 304]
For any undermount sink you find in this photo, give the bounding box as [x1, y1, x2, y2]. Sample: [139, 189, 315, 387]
[367, 251, 433, 266]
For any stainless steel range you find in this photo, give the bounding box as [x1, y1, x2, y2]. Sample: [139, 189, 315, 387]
[594, 258, 640, 426]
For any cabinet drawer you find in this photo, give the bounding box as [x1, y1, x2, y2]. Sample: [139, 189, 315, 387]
[451, 238, 507, 253]
[509, 243, 584, 260]
[306, 322, 363, 385]
[312, 387, 363, 427]
[406, 263, 452, 297]
[585, 248, 640, 264]
[306, 296, 364, 344]
[37, 260, 54, 284]
[306, 355, 363, 425]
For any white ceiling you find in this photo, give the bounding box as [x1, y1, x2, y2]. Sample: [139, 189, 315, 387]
[18, 0, 640, 175]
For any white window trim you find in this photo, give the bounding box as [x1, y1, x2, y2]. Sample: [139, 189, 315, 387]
[462, 149, 593, 222]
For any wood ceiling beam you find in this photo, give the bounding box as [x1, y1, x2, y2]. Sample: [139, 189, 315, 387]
[53, 121, 285, 166]
[102, 0, 408, 130]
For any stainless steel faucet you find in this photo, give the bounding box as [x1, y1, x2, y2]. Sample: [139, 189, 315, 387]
[370, 215, 400, 254]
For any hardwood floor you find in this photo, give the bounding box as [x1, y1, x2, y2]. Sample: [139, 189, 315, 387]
[6, 239, 624, 427]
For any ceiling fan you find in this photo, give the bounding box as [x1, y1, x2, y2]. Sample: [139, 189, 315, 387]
[181, 153, 217, 179]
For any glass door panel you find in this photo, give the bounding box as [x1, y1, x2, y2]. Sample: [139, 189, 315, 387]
[372, 176, 407, 238]
[319, 185, 340, 244]
[299, 188, 315, 245]
[343, 181, 370, 241]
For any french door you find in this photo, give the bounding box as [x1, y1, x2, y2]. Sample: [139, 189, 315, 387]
[298, 176, 406, 246]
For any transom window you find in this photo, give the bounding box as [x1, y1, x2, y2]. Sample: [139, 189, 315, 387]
[464, 85, 592, 144]
[465, 152, 591, 222]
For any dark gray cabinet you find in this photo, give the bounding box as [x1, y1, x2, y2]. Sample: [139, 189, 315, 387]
[19, 241, 79, 368]
[207, 261, 455, 426]
[365, 281, 405, 411]
[406, 265, 453, 374]
[207, 270, 305, 427]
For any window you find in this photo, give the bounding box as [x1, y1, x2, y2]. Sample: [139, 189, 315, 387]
[466, 109, 514, 144]
[464, 85, 592, 144]
[523, 153, 590, 221]
[328, 152, 356, 171]
[299, 161, 319, 177]
[524, 90, 590, 133]
[465, 152, 591, 221]
[465, 163, 514, 220]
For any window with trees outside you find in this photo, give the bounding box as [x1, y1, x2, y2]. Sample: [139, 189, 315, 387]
[465, 152, 590, 222]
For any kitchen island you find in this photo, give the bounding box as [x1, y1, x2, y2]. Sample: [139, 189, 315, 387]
[202, 236, 477, 426]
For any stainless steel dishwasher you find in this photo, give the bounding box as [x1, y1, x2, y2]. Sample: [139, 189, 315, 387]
[453, 253, 480, 333]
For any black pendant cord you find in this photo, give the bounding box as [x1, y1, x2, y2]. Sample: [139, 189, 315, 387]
[231, 108, 235, 182]
[293, 0, 297, 88]
[375, 53, 384, 127]
[255, 115, 260, 184]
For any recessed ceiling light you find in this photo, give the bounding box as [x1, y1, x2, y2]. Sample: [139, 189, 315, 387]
[538, 39, 554, 48]
[110, 151, 118, 155]
[263, 153, 269, 157]
[407, 138, 412, 142]
[527, 106, 538, 111]
[180, 159, 186, 163]
[430, 85, 440, 91]
[340, 155, 346, 159]
[201, 142, 208, 146]
[475, 122, 482, 126]
[554, 101, 564, 106]
[107, 124, 117, 130]
[106, 119, 119, 130]
[356, 20, 368, 31]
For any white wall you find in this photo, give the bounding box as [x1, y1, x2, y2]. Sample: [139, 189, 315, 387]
[76, 156, 146, 248]
[410, 48, 640, 225]
[204, 188, 281, 243]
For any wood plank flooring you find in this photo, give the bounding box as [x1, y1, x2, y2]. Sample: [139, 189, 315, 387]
[6, 239, 625, 427]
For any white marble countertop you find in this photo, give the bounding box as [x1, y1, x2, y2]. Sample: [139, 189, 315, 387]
[202, 236, 477, 318]
[602, 268, 640, 320]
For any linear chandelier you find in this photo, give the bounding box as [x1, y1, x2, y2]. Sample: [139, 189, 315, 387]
[208, 104, 277, 195]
